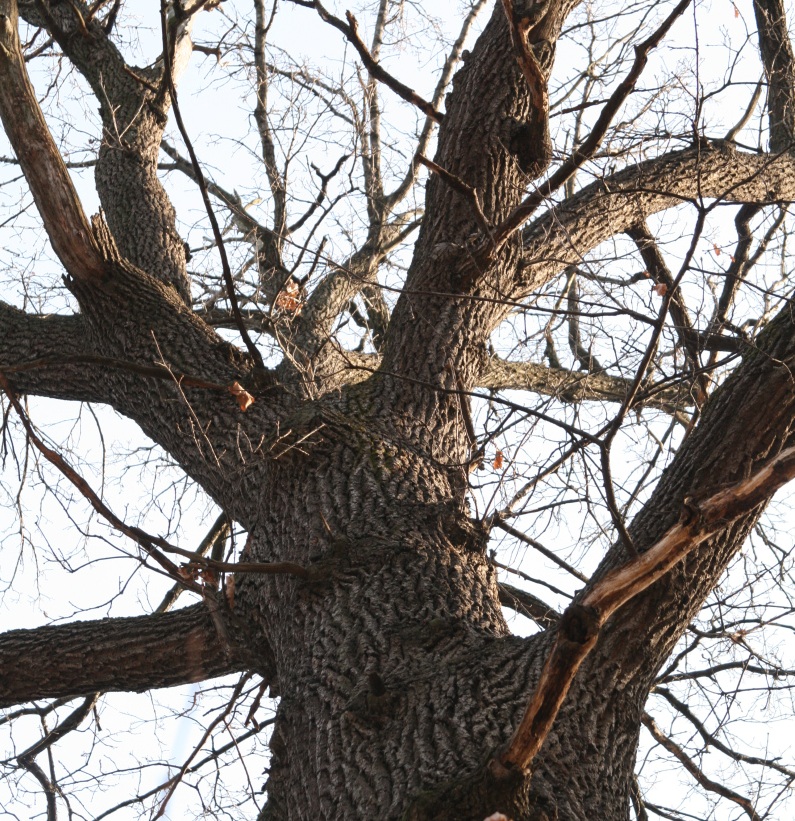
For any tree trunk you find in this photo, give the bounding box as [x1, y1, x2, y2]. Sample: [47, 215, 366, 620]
[4, 0, 795, 818]
[235, 395, 542, 820]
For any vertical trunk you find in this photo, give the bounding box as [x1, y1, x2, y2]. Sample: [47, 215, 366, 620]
[232, 389, 544, 819]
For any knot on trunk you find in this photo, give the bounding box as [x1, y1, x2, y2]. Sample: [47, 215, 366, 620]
[401, 751, 559, 821]
[509, 118, 552, 178]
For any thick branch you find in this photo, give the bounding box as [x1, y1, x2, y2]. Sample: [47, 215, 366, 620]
[294, 0, 443, 123]
[331, 350, 697, 414]
[483, 356, 694, 414]
[753, 0, 795, 151]
[515, 144, 795, 306]
[0, 0, 104, 281]
[488, 0, 693, 248]
[0, 604, 256, 708]
[17, 0, 191, 299]
[0, 304, 111, 402]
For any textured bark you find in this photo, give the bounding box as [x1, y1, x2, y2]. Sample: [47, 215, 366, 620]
[516, 142, 795, 306]
[482, 356, 695, 413]
[4, 1, 795, 820]
[0, 603, 259, 708]
[754, 0, 795, 151]
[0, 304, 108, 402]
[517, 293, 795, 820]
[17, 0, 190, 301]
[0, 0, 104, 281]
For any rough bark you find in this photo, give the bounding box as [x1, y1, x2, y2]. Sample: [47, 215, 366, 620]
[0, 603, 259, 708]
[17, 0, 191, 301]
[3, 0, 795, 820]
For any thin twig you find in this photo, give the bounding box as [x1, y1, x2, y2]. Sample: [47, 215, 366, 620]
[494, 519, 588, 582]
[0, 372, 307, 585]
[642, 713, 762, 821]
[158, 1, 265, 369]
[289, 0, 443, 122]
[0, 369, 192, 585]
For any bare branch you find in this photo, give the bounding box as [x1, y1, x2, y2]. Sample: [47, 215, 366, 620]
[642, 713, 762, 821]
[482, 356, 695, 415]
[159, 0, 265, 369]
[626, 222, 708, 403]
[0, 604, 253, 708]
[515, 144, 795, 307]
[653, 685, 795, 779]
[753, 0, 795, 151]
[489, 0, 693, 251]
[498, 582, 560, 627]
[493, 519, 588, 583]
[289, 0, 444, 123]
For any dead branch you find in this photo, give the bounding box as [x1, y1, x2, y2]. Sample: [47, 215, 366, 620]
[500, 0, 548, 117]
[0, 0, 105, 280]
[495, 440, 795, 775]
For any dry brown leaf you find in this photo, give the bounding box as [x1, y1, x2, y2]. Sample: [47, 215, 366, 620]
[274, 278, 304, 314]
[493, 449, 504, 470]
[178, 564, 199, 582]
[228, 381, 255, 411]
[653, 282, 668, 296]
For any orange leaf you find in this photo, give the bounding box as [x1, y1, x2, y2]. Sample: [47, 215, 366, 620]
[274, 278, 304, 314]
[493, 450, 504, 470]
[653, 283, 668, 296]
[228, 381, 255, 411]
[178, 564, 199, 582]
[713, 243, 721, 256]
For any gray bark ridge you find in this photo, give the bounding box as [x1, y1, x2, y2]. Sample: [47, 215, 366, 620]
[5, 0, 795, 819]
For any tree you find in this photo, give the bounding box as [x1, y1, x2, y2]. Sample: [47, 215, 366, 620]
[2, 0, 795, 818]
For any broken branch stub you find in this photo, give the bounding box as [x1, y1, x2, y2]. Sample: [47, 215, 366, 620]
[497, 441, 795, 775]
